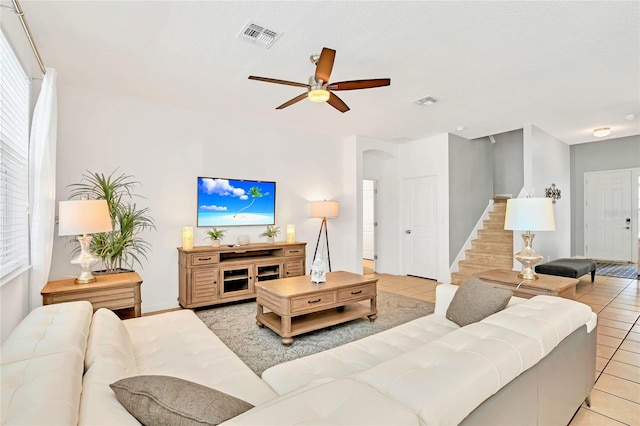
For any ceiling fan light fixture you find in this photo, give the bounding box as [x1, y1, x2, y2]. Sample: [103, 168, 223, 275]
[308, 88, 330, 103]
[593, 127, 612, 137]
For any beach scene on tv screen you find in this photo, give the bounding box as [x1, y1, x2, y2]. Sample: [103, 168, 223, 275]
[197, 177, 275, 227]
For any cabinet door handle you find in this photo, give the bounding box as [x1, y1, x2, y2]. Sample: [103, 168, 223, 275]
[198, 257, 212, 261]
[290, 250, 299, 253]
[351, 290, 363, 295]
[308, 298, 321, 304]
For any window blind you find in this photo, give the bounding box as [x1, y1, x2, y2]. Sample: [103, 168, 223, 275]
[0, 30, 30, 281]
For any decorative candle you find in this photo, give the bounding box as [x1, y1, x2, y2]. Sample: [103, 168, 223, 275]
[182, 227, 193, 250]
[286, 224, 295, 243]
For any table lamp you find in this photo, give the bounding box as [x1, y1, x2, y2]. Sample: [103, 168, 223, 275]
[504, 197, 555, 280]
[311, 200, 339, 272]
[58, 199, 113, 283]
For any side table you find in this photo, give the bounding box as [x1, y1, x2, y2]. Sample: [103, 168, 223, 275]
[42, 271, 143, 319]
[473, 269, 578, 300]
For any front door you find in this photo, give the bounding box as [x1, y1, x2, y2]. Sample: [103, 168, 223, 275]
[404, 175, 437, 279]
[584, 170, 633, 262]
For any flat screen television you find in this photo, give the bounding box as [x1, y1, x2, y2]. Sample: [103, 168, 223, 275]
[197, 177, 276, 227]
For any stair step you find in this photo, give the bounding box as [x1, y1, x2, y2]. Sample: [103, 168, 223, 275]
[488, 212, 506, 221]
[482, 221, 505, 230]
[476, 230, 513, 242]
[492, 203, 507, 211]
[471, 241, 514, 253]
[464, 251, 513, 266]
[450, 272, 468, 285]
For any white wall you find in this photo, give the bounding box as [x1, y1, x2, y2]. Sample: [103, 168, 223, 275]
[520, 125, 571, 263]
[398, 134, 450, 283]
[49, 84, 350, 312]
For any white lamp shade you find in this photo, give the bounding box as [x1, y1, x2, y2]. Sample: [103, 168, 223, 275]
[58, 200, 113, 236]
[311, 200, 339, 219]
[504, 198, 555, 231]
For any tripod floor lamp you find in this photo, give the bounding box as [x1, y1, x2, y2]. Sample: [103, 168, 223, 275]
[311, 200, 339, 272]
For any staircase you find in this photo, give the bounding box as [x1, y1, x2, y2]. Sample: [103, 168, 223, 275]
[451, 198, 514, 285]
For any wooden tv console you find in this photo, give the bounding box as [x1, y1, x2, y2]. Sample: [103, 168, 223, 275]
[177, 242, 306, 309]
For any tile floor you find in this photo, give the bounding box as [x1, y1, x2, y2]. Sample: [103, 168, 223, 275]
[365, 263, 640, 426]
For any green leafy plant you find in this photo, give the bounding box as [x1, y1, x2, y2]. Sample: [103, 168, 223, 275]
[205, 227, 226, 241]
[68, 170, 156, 273]
[259, 225, 280, 238]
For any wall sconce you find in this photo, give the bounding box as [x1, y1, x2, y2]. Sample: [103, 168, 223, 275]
[545, 183, 561, 203]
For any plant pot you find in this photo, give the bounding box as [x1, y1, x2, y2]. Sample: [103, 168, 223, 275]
[92, 268, 135, 276]
[211, 239, 221, 248]
[266, 236, 274, 244]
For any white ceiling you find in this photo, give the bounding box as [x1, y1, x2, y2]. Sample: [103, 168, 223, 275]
[13, 0, 640, 144]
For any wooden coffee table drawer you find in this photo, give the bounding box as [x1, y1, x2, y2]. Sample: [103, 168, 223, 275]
[338, 283, 376, 302]
[290, 291, 337, 313]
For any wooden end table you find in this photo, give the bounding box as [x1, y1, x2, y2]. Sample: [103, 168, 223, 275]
[41, 271, 143, 319]
[255, 271, 378, 346]
[473, 269, 578, 300]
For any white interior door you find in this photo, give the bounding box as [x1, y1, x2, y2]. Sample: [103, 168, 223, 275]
[362, 180, 376, 260]
[585, 170, 633, 262]
[404, 175, 437, 279]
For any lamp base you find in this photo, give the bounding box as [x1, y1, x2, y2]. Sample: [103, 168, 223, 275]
[514, 233, 543, 281]
[70, 234, 100, 284]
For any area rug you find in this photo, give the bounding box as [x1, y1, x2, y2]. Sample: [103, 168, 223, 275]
[196, 291, 434, 376]
[596, 262, 638, 279]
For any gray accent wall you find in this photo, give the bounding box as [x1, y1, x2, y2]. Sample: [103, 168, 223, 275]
[492, 129, 524, 197]
[448, 134, 494, 264]
[570, 135, 640, 255]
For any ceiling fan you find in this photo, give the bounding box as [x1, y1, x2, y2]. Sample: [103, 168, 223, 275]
[248, 47, 390, 113]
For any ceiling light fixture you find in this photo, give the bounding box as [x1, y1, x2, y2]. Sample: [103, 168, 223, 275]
[308, 88, 330, 103]
[593, 127, 612, 137]
[624, 113, 636, 121]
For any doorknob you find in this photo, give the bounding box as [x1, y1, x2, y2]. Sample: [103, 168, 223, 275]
[405, 230, 411, 234]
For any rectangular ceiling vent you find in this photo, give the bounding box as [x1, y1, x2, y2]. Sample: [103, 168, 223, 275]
[238, 22, 282, 49]
[415, 96, 438, 106]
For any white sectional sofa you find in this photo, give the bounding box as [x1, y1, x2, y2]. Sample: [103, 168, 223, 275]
[1, 283, 597, 425]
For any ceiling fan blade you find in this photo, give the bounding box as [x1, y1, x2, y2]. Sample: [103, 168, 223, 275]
[276, 93, 308, 110]
[327, 92, 350, 113]
[249, 76, 309, 88]
[315, 47, 336, 83]
[328, 78, 391, 91]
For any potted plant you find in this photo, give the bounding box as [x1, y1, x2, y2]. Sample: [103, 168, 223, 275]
[205, 227, 226, 247]
[68, 170, 156, 274]
[259, 225, 280, 244]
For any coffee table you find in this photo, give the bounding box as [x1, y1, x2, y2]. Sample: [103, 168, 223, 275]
[255, 271, 378, 346]
[473, 269, 578, 300]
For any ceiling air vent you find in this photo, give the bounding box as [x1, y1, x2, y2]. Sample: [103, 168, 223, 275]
[238, 22, 282, 49]
[415, 96, 438, 106]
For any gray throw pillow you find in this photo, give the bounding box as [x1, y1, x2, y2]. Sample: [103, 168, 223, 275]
[110, 375, 253, 426]
[446, 277, 512, 327]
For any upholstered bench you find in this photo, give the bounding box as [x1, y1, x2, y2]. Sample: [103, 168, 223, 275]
[535, 258, 596, 282]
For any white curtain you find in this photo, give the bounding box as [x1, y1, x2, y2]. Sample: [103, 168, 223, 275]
[29, 67, 58, 309]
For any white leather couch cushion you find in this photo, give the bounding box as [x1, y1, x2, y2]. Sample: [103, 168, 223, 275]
[262, 314, 458, 395]
[480, 295, 594, 357]
[80, 309, 139, 425]
[84, 308, 137, 372]
[2, 351, 85, 425]
[262, 283, 461, 396]
[123, 309, 277, 406]
[1, 301, 92, 364]
[223, 378, 419, 426]
[1, 301, 92, 426]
